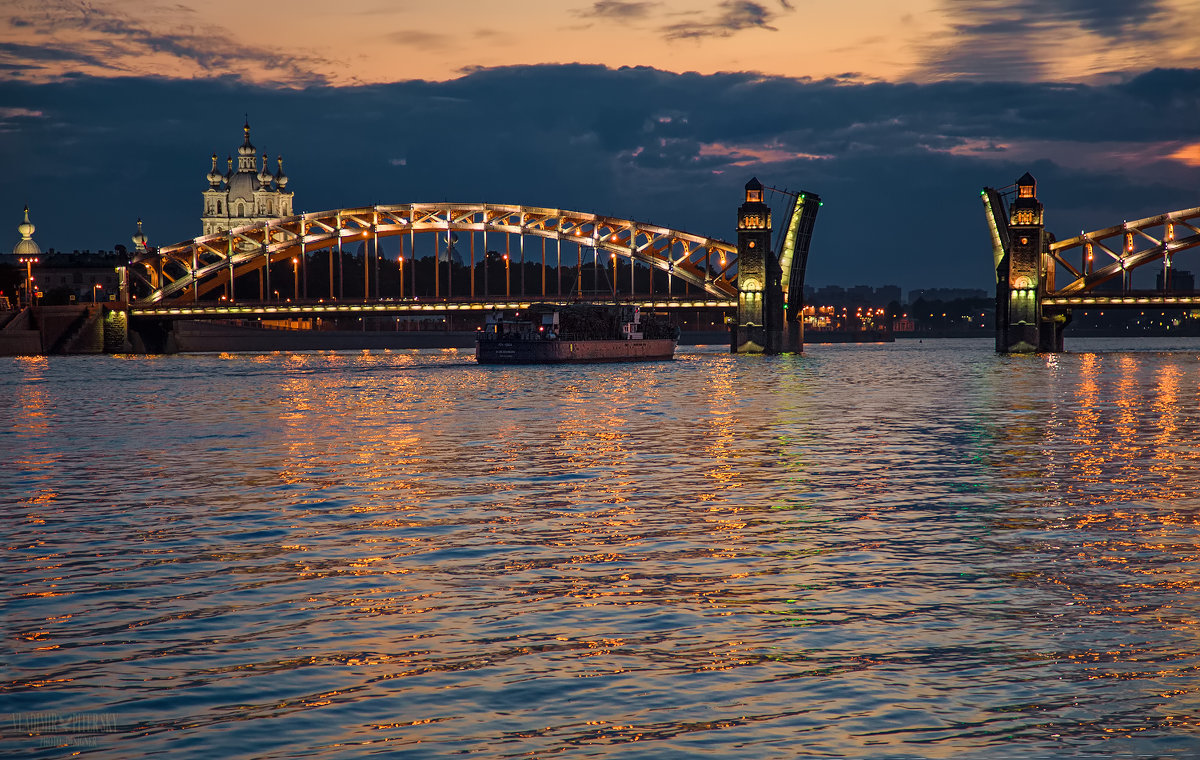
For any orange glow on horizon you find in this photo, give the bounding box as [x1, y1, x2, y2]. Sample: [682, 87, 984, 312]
[4, 0, 1199, 86]
[1167, 143, 1200, 167]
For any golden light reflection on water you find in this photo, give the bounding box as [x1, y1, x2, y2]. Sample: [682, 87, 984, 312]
[994, 349, 1200, 505]
[5, 344, 1200, 757]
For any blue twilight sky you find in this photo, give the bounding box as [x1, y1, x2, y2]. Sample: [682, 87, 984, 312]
[2, 0, 1199, 291]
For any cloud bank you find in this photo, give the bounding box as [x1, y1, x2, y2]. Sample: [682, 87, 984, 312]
[3, 64, 1198, 290]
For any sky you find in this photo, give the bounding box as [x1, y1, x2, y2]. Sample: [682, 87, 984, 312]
[3, 0, 1200, 292]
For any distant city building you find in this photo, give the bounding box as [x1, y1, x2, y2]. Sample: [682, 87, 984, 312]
[35, 252, 122, 303]
[201, 120, 294, 237]
[875, 285, 901, 305]
[805, 284, 903, 308]
[1157, 269, 1195, 292]
[907, 287, 989, 303]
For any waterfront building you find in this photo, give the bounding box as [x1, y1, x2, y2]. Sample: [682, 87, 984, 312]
[201, 120, 293, 237]
[3, 207, 121, 306]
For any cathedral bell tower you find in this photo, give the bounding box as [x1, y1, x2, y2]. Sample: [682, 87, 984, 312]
[732, 177, 784, 353]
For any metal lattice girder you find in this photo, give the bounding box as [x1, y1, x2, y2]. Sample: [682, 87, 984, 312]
[1050, 205, 1200, 295]
[133, 203, 740, 304]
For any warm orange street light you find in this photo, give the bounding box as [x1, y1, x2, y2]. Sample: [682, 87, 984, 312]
[398, 255, 405, 299]
[610, 252, 617, 300]
[291, 257, 299, 301]
[93, 283, 102, 303]
[17, 256, 37, 308]
[503, 253, 510, 297]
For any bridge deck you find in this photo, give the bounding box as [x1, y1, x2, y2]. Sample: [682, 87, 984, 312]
[130, 296, 736, 319]
[1042, 291, 1200, 308]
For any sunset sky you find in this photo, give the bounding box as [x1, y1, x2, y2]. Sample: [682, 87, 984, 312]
[3, 0, 1199, 290]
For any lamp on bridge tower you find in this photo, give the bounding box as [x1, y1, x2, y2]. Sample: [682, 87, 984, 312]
[732, 177, 783, 353]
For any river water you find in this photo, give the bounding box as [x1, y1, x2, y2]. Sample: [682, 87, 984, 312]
[4, 338, 1200, 758]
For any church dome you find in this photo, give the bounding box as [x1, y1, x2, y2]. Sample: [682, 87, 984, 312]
[237, 119, 256, 157]
[206, 153, 223, 188]
[257, 153, 274, 188]
[274, 156, 288, 189]
[131, 218, 148, 251]
[14, 205, 40, 256]
[227, 170, 258, 203]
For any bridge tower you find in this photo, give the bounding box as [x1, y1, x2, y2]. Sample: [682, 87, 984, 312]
[732, 177, 784, 353]
[995, 172, 1063, 353]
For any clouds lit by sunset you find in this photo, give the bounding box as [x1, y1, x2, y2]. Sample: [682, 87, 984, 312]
[3, 0, 1199, 289]
[4, 0, 1198, 85]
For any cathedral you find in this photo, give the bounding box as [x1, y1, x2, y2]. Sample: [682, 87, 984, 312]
[201, 120, 294, 237]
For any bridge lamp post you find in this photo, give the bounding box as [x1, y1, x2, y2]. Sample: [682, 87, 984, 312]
[610, 252, 617, 300]
[17, 256, 37, 308]
[503, 254, 510, 298]
[292, 257, 299, 302]
[398, 255, 405, 300]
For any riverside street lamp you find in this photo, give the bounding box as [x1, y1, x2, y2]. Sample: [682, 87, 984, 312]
[17, 256, 37, 308]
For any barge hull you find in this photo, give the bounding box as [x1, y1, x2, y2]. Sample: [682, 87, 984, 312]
[476, 338, 676, 364]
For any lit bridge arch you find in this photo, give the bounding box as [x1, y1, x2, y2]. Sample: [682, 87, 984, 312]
[129, 203, 741, 306]
[1041, 204, 1200, 307]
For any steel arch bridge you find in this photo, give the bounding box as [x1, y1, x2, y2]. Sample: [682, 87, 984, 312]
[129, 203, 743, 307]
[985, 192, 1200, 307]
[1042, 206, 1200, 307]
[985, 172, 1200, 353]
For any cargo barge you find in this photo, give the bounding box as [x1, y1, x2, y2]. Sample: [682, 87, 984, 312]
[476, 305, 677, 364]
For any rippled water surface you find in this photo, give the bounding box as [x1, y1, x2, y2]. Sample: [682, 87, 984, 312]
[5, 338, 1200, 758]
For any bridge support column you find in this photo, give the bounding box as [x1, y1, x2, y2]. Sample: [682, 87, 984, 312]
[784, 316, 803, 353]
[102, 308, 131, 353]
[127, 318, 179, 354]
[731, 178, 784, 354]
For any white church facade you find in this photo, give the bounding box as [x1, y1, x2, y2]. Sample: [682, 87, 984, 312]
[201, 121, 293, 237]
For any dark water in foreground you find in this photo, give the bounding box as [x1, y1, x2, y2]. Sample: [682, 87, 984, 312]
[4, 338, 1200, 758]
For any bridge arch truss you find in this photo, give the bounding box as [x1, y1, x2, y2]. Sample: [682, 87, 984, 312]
[130, 203, 740, 305]
[1047, 205, 1200, 299]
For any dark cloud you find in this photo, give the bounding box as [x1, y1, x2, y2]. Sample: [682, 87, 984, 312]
[385, 31, 453, 51]
[0, 41, 109, 68]
[576, 1, 660, 19]
[663, 1, 781, 40]
[923, 0, 1169, 80]
[3, 64, 1198, 291]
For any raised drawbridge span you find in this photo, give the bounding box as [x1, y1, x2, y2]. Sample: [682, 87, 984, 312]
[985, 172, 1200, 352]
[129, 203, 742, 310]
